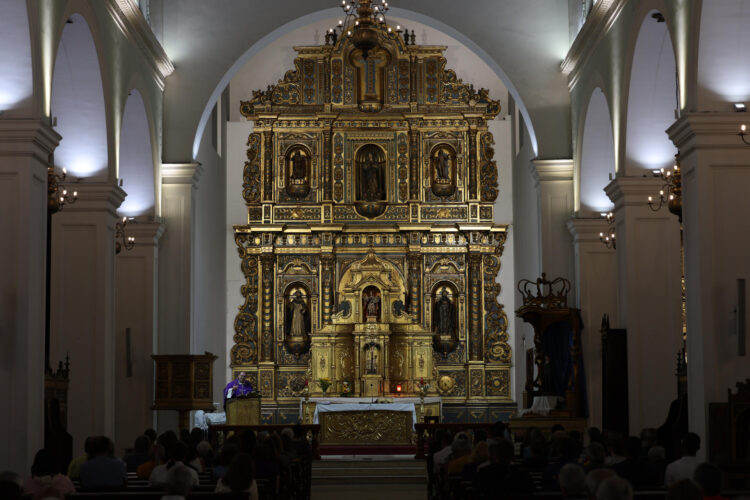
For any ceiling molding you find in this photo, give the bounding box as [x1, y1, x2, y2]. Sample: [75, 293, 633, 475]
[561, 0, 627, 91]
[108, 0, 175, 90]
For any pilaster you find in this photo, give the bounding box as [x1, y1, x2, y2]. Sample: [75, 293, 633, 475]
[114, 221, 165, 451]
[50, 182, 126, 455]
[0, 119, 60, 473]
[667, 112, 750, 454]
[529, 159, 575, 283]
[567, 217, 617, 429]
[604, 176, 682, 435]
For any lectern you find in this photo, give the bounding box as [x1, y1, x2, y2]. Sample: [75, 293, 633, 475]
[226, 394, 262, 425]
[152, 353, 218, 429]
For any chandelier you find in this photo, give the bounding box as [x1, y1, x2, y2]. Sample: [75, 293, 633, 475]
[598, 212, 616, 249]
[647, 156, 682, 222]
[47, 163, 78, 214]
[115, 216, 135, 254]
[327, 0, 414, 57]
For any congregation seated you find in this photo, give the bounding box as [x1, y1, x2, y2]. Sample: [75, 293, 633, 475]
[79, 436, 127, 491]
[138, 443, 166, 479]
[558, 463, 586, 498]
[162, 464, 197, 500]
[125, 434, 152, 473]
[214, 452, 258, 500]
[149, 441, 199, 489]
[472, 439, 533, 499]
[664, 432, 701, 487]
[23, 448, 75, 498]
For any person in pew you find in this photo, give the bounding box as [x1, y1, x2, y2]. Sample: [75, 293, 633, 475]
[137, 443, 166, 479]
[693, 462, 729, 500]
[584, 468, 615, 500]
[150, 441, 199, 489]
[472, 440, 532, 500]
[542, 431, 578, 490]
[558, 463, 586, 498]
[79, 436, 127, 491]
[0, 471, 23, 500]
[124, 434, 152, 472]
[461, 441, 490, 481]
[666, 478, 703, 500]
[445, 437, 472, 476]
[253, 437, 281, 496]
[191, 440, 214, 473]
[580, 442, 607, 472]
[161, 462, 197, 500]
[665, 433, 702, 487]
[66, 436, 95, 480]
[611, 436, 658, 489]
[23, 449, 75, 497]
[291, 424, 312, 459]
[212, 440, 240, 480]
[144, 428, 158, 445]
[596, 475, 633, 500]
[215, 452, 258, 500]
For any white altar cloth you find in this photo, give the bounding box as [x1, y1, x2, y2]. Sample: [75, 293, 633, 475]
[194, 410, 226, 430]
[313, 402, 417, 429]
[299, 396, 441, 418]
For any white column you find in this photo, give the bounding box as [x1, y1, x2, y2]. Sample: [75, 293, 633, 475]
[114, 221, 164, 452]
[49, 183, 125, 455]
[605, 176, 682, 435]
[567, 217, 618, 429]
[0, 119, 59, 473]
[529, 159, 575, 283]
[668, 113, 750, 455]
[157, 162, 202, 431]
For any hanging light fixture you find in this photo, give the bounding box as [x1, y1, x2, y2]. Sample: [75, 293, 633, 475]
[115, 216, 135, 254]
[47, 159, 78, 214]
[647, 155, 682, 221]
[327, 0, 410, 56]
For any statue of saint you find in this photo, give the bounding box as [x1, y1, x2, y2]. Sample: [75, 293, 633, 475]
[290, 150, 307, 180]
[361, 152, 382, 201]
[285, 291, 310, 337]
[365, 290, 381, 320]
[433, 289, 455, 335]
[366, 345, 379, 374]
[435, 149, 451, 180]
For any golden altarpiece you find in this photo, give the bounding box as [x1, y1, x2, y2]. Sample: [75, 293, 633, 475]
[231, 20, 514, 423]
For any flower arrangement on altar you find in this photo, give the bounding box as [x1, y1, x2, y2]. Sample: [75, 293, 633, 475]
[318, 377, 332, 394]
[416, 377, 430, 397]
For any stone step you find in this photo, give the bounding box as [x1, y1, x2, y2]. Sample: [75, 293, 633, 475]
[311, 459, 427, 485]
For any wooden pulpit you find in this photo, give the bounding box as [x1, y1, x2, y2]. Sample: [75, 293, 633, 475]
[226, 394, 262, 425]
[152, 353, 218, 429]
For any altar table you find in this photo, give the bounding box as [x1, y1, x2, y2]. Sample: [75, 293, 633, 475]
[300, 396, 441, 425]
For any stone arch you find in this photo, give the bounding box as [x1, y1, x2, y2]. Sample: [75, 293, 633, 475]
[0, 1, 33, 114]
[579, 87, 616, 215]
[623, 10, 679, 175]
[51, 13, 108, 179]
[697, 2, 750, 108]
[119, 89, 155, 216]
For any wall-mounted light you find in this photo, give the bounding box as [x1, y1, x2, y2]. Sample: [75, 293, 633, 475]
[395, 383, 402, 393]
[115, 216, 135, 254]
[734, 102, 747, 112]
[599, 212, 616, 249]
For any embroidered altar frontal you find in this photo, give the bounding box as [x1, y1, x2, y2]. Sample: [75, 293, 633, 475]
[231, 19, 514, 423]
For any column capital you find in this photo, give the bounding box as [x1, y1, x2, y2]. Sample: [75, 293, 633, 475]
[122, 221, 165, 249]
[604, 176, 663, 209]
[667, 112, 750, 153]
[567, 217, 613, 245]
[529, 159, 574, 186]
[161, 162, 203, 188]
[64, 182, 126, 216]
[0, 119, 61, 159]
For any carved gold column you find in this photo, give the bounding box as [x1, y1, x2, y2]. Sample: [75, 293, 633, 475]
[468, 252, 483, 361]
[468, 123, 478, 200]
[263, 131, 274, 201]
[408, 128, 419, 200]
[408, 252, 422, 323]
[260, 253, 275, 362]
[323, 128, 333, 201]
[321, 253, 335, 324]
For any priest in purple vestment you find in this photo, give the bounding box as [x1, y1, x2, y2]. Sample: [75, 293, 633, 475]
[223, 371, 254, 407]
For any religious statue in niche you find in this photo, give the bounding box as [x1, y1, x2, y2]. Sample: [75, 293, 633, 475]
[362, 286, 381, 322]
[432, 286, 457, 336]
[356, 145, 386, 202]
[365, 343, 380, 375]
[431, 145, 456, 197]
[285, 147, 311, 198]
[285, 289, 311, 337]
